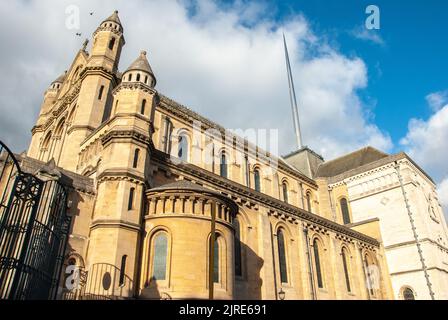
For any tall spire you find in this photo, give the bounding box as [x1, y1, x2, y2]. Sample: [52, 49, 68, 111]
[283, 33, 303, 150]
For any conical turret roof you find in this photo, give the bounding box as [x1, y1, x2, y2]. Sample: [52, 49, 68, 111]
[52, 71, 66, 84]
[125, 51, 155, 76]
[103, 10, 122, 26]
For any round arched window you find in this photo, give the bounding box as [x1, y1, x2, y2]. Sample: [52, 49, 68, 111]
[402, 287, 415, 300]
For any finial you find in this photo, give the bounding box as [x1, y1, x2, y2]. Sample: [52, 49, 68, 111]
[82, 39, 89, 51]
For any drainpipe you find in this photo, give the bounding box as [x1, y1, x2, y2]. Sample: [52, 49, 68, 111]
[303, 226, 316, 300]
[327, 186, 337, 222]
[299, 182, 305, 209]
[134, 186, 147, 299]
[269, 222, 279, 300]
[394, 161, 435, 300]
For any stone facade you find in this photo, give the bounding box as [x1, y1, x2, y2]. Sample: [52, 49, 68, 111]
[23, 11, 397, 300]
[316, 148, 448, 300]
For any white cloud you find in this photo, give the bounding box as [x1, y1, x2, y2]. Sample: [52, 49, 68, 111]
[438, 177, 448, 221]
[0, 0, 391, 161]
[400, 98, 448, 220]
[351, 25, 385, 46]
[426, 90, 448, 112]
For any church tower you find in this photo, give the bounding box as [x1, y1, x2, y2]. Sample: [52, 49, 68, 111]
[59, 11, 125, 171]
[84, 51, 158, 298]
[28, 72, 66, 158]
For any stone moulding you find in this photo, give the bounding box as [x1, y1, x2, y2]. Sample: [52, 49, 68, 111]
[151, 150, 380, 247]
[100, 129, 152, 147]
[93, 26, 126, 44]
[112, 82, 158, 96]
[147, 182, 238, 217]
[90, 219, 141, 232]
[157, 94, 317, 187]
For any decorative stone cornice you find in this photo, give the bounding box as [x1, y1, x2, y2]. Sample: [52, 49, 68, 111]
[97, 169, 146, 186]
[157, 94, 317, 187]
[90, 219, 140, 232]
[100, 129, 152, 147]
[93, 26, 125, 44]
[146, 186, 237, 227]
[67, 125, 96, 135]
[112, 82, 158, 96]
[151, 150, 380, 247]
[80, 66, 118, 84]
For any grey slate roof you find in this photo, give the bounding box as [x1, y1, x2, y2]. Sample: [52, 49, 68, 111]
[316, 146, 389, 178]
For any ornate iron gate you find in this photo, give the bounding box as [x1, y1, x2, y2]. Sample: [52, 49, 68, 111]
[0, 141, 71, 300]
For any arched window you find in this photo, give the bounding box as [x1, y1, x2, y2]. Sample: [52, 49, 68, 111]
[234, 219, 242, 277]
[282, 182, 289, 203]
[213, 234, 220, 283]
[341, 248, 351, 292]
[145, 75, 148, 84]
[133, 149, 140, 168]
[151, 233, 168, 281]
[128, 187, 135, 210]
[220, 152, 228, 178]
[40, 132, 52, 160]
[402, 287, 415, 300]
[119, 255, 127, 286]
[136, 74, 141, 82]
[42, 132, 52, 149]
[254, 169, 261, 192]
[364, 254, 376, 296]
[128, 74, 132, 82]
[340, 198, 351, 225]
[55, 119, 65, 137]
[313, 239, 324, 288]
[277, 229, 288, 283]
[306, 192, 312, 213]
[178, 135, 189, 162]
[141, 99, 146, 115]
[98, 85, 105, 100]
[108, 37, 116, 50]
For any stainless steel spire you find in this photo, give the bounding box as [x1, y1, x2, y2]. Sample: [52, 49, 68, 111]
[283, 33, 303, 150]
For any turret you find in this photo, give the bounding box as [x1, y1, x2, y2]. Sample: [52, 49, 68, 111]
[122, 51, 157, 88]
[89, 10, 125, 72]
[112, 50, 157, 122]
[28, 71, 67, 159]
[83, 50, 158, 299]
[38, 72, 66, 119]
[58, 11, 125, 171]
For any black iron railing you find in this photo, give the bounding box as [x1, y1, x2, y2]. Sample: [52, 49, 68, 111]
[0, 141, 71, 300]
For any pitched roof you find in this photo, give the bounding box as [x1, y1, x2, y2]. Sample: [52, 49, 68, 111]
[316, 146, 389, 178]
[103, 10, 122, 26]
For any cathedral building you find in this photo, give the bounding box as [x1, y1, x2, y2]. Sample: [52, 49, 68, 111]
[20, 11, 445, 300]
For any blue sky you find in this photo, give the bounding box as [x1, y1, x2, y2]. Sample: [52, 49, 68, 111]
[266, 0, 448, 152]
[0, 0, 447, 212]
